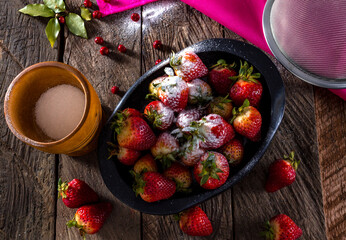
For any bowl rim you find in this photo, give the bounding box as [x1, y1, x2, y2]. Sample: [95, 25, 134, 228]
[4, 61, 91, 147]
[98, 38, 285, 215]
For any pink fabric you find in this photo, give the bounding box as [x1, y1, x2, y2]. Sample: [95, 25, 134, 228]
[96, 0, 346, 100]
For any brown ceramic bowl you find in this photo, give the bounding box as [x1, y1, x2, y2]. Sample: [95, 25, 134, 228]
[4, 61, 102, 156]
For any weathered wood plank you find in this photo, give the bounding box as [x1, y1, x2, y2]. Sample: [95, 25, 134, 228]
[55, 1, 142, 239]
[0, 0, 58, 239]
[141, 2, 233, 239]
[224, 23, 327, 238]
[314, 87, 345, 240]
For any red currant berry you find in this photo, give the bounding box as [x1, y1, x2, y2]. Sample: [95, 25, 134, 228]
[153, 40, 162, 49]
[94, 37, 104, 45]
[83, 0, 92, 8]
[93, 10, 102, 19]
[103, 0, 111, 2]
[100, 46, 109, 55]
[111, 86, 119, 94]
[117, 44, 126, 53]
[155, 59, 162, 65]
[58, 16, 65, 24]
[131, 13, 140, 22]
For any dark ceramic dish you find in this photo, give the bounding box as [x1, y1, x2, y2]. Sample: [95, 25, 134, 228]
[98, 39, 285, 215]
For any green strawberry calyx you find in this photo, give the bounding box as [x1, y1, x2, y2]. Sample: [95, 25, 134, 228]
[144, 106, 163, 129]
[57, 178, 68, 199]
[107, 142, 119, 160]
[283, 151, 300, 171]
[130, 170, 147, 196]
[66, 218, 86, 240]
[230, 99, 250, 124]
[170, 52, 182, 68]
[229, 60, 261, 84]
[260, 221, 275, 240]
[210, 59, 236, 70]
[155, 151, 178, 170]
[199, 153, 223, 186]
[211, 94, 232, 110]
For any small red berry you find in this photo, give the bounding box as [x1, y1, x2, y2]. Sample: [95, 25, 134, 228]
[118, 44, 126, 53]
[58, 16, 65, 24]
[83, 0, 92, 8]
[131, 13, 140, 22]
[153, 40, 162, 49]
[103, 0, 111, 2]
[111, 86, 119, 94]
[94, 37, 104, 45]
[100, 46, 109, 55]
[155, 59, 162, 65]
[93, 10, 102, 19]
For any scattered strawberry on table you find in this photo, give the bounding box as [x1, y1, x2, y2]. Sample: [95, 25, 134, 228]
[265, 151, 300, 193]
[261, 214, 302, 240]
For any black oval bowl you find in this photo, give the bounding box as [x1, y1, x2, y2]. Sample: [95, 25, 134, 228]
[98, 39, 285, 215]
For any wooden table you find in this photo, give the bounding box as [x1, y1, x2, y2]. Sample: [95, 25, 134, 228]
[1, 1, 345, 239]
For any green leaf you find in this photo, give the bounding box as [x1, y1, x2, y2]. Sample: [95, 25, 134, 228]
[45, 18, 60, 48]
[80, 7, 91, 21]
[200, 175, 209, 186]
[65, 13, 88, 39]
[43, 0, 66, 13]
[19, 4, 55, 17]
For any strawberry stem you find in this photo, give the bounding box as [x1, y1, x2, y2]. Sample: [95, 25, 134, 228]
[229, 99, 250, 124]
[260, 221, 274, 240]
[283, 151, 300, 171]
[57, 178, 68, 199]
[199, 153, 223, 186]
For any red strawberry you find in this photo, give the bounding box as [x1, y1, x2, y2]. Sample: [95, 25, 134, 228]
[261, 214, 302, 240]
[122, 108, 142, 118]
[67, 202, 112, 237]
[183, 114, 235, 150]
[180, 140, 206, 167]
[163, 162, 192, 192]
[229, 60, 263, 107]
[144, 101, 174, 130]
[131, 171, 176, 202]
[107, 142, 141, 166]
[170, 51, 208, 82]
[187, 78, 213, 105]
[208, 59, 237, 95]
[58, 179, 99, 208]
[265, 151, 300, 193]
[111, 110, 156, 151]
[176, 107, 205, 129]
[193, 151, 229, 189]
[133, 153, 158, 174]
[221, 138, 244, 166]
[207, 95, 233, 120]
[156, 76, 189, 112]
[150, 132, 179, 169]
[230, 99, 262, 141]
[178, 206, 213, 236]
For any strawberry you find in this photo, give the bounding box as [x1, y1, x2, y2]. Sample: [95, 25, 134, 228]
[121, 108, 142, 118]
[229, 60, 263, 107]
[131, 171, 176, 202]
[265, 151, 300, 193]
[187, 78, 213, 105]
[193, 151, 229, 189]
[176, 107, 205, 129]
[111, 109, 156, 151]
[144, 101, 174, 130]
[150, 132, 179, 169]
[207, 95, 233, 120]
[133, 153, 158, 174]
[107, 142, 141, 166]
[230, 99, 262, 142]
[170, 51, 208, 82]
[154, 76, 189, 112]
[147, 75, 167, 99]
[180, 140, 206, 167]
[208, 59, 237, 95]
[261, 214, 302, 240]
[183, 114, 235, 150]
[163, 162, 192, 192]
[58, 179, 99, 208]
[178, 206, 213, 236]
[221, 138, 244, 166]
[67, 202, 112, 237]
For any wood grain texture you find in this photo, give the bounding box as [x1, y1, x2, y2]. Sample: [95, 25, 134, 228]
[0, 0, 57, 239]
[224, 25, 327, 238]
[314, 87, 345, 240]
[55, 1, 142, 239]
[141, 2, 233, 240]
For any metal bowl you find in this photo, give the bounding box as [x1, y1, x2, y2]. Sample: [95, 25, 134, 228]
[97, 38, 285, 215]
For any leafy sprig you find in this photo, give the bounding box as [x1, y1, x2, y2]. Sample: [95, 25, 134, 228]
[19, 0, 91, 48]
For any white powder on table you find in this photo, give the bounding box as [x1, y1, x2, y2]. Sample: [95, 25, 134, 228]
[34, 84, 85, 140]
